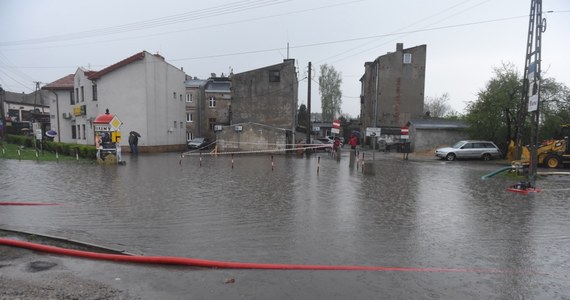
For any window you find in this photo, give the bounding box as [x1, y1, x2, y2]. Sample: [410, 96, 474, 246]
[186, 113, 193, 122]
[75, 88, 79, 103]
[70, 90, 75, 105]
[76, 125, 81, 140]
[403, 53, 412, 64]
[180, 94, 183, 101]
[186, 132, 193, 141]
[209, 96, 216, 108]
[173, 92, 177, 99]
[71, 125, 76, 139]
[180, 121, 183, 128]
[208, 118, 216, 131]
[174, 121, 177, 129]
[82, 124, 86, 140]
[92, 83, 97, 101]
[186, 93, 192, 102]
[81, 86, 84, 102]
[269, 70, 280, 82]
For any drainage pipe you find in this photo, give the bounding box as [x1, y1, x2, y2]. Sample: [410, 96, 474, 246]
[481, 166, 513, 180]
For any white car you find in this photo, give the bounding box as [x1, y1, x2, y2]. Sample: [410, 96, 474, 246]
[435, 140, 501, 161]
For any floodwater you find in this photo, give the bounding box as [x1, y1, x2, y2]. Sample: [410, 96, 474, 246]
[1, 150, 569, 298]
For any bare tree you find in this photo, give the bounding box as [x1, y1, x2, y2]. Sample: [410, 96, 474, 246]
[424, 93, 456, 118]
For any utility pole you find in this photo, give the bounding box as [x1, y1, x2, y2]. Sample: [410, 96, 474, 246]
[306, 62, 312, 145]
[33, 81, 41, 112]
[515, 0, 545, 188]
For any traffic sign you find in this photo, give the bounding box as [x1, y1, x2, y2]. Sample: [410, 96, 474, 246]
[401, 127, 409, 140]
[332, 120, 341, 129]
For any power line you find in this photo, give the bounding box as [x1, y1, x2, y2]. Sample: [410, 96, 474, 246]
[0, 0, 289, 47]
[0, 0, 363, 52]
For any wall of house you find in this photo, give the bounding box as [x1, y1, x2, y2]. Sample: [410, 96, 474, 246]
[93, 53, 186, 150]
[216, 123, 288, 152]
[185, 85, 201, 141]
[411, 128, 468, 152]
[231, 60, 298, 130]
[204, 90, 231, 140]
[46, 89, 73, 143]
[142, 54, 186, 148]
[361, 44, 426, 131]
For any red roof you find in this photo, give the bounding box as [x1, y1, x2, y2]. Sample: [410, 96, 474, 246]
[93, 113, 114, 124]
[41, 74, 74, 90]
[88, 51, 146, 80]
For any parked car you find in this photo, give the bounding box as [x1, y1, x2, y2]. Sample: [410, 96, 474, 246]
[435, 140, 501, 161]
[188, 137, 212, 150]
[306, 139, 332, 153]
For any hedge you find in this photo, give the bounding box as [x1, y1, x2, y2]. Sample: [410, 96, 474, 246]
[4, 134, 97, 160]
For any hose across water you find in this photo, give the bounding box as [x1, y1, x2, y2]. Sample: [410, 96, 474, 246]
[0, 238, 524, 274]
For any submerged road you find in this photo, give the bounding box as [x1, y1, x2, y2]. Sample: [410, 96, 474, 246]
[1, 150, 569, 299]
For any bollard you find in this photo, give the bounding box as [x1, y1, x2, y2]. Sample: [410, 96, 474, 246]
[317, 156, 320, 175]
[271, 155, 274, 172]
[75, 148, 79, 161]
[56, 150, 59, 161]
[35, 150, 39, 160]
[199, 153, 202, 167]
[362, 161, 376, 175]
[18, 149, 21, 161]
[179, 153, 183, 165]
[231, 154, 234, 169]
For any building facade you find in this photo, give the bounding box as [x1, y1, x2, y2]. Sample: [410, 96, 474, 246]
[231, 59, 298, 132]
[185, 77, 231, 141]
[2, 89, 51, 135]
[360, 43, 427, 138]
[41, 74, 74, 142]
[43, 51, 187, 152]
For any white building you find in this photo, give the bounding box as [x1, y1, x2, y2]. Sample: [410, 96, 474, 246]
[43, 51, 187, 152]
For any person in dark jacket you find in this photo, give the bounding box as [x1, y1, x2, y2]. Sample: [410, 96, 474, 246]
[128, 132, 139, 155]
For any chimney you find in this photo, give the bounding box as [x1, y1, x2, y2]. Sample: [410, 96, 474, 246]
[396, 43, 404, 52]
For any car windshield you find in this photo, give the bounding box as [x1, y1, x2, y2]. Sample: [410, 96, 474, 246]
[451, 141, 466, 148]
[191, 138, 204, 143]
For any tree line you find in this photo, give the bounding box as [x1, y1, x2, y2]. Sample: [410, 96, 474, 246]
[425, 62, 569, 151]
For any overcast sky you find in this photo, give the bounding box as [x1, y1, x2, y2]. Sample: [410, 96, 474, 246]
[1, 0, 568, 118]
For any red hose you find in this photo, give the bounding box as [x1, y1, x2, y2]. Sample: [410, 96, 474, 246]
[0, 238, 519, 273]
[0, 202, 61, 206]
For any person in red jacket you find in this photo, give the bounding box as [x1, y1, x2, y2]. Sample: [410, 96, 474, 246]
[348, 134, 358, 152]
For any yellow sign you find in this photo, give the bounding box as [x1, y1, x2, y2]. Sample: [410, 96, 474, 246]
[73, 106, 82, 116]
[111, 131, 121, 143]
[110, 115, 122, 130]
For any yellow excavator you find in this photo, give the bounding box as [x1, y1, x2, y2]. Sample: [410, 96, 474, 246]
[508, 124, 570, 168]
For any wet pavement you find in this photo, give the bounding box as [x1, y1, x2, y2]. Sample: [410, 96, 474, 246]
[1, 149, 569, 299]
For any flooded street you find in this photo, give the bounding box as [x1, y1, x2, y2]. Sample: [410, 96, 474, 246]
[1, 151, 569, 298]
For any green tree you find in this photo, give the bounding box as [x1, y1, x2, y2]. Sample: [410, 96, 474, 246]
[538, 78, 570, 140]
[318, 64, 342, 122]
[464, 63, 522, 152]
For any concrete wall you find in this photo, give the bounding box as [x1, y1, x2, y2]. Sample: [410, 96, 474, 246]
[216, 123, 288, 153]
[411, 128, 468, 152]
[231, 60, 298, 130]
